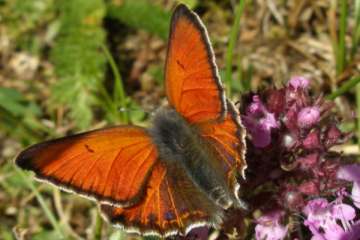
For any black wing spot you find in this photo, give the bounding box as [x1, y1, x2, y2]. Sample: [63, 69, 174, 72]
[85, 144, 95, 153]
[176, 60, 185, 70]
[147, 213, 158, 223]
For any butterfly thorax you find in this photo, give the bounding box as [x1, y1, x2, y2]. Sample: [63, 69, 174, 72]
[149, 107, 235, 209]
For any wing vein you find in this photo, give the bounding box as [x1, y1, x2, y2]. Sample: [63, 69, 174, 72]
[124, 145, 154, 199]
[45, 151, 87, 176]
[166, 178, 183, 228]
[101, 149, 123, 196]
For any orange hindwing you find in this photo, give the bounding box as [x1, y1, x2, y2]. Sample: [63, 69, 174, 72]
[100, 161, 223, 237]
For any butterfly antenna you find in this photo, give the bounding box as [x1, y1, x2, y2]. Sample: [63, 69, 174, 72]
[119, 106, 156, 116]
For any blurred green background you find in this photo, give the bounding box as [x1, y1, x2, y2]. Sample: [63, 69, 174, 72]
[0, 0, 359, 239]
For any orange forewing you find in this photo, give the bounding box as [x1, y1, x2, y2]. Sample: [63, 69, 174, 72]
[165, 4, 226, 124]
[16, 126, 157, 207]
[100, 162, 222, 236]
[198, 102, 247, 186]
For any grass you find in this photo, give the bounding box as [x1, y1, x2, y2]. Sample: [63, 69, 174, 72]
[14, 167, 65, 238]
[357, 84, 360, 151]
[354, 0, 360, 152]
[224, 0, 246, 97]
[335, 0, 348, 76]
[351, 0, 360, 60]
[327, 76, 360, 100]
[330, 0, 360, 154]
[101, 45, 129, 124]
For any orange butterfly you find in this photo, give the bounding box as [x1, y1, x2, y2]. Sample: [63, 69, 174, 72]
[16, 4, 247, 237]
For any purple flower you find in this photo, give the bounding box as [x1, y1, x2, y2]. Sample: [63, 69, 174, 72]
[303, 198, 329, 228]
[302, 130, 321, 149]
[337, 164, 360, 208]
[298, 153, 319, 170]
[325, 125, 343, 146]
[299, 181, 319, 195]
[238, 76, 354, 239]
[288, 76, 310, 90]
[297, 106, 320, 128]
[242, 95, 279, 148]
[255, 211, 288, 240]
[303, 197, 358, 240]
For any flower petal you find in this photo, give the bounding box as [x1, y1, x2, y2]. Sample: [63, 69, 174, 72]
[255, 223, 287, 240]
[288, 76, 310, 90]
[331, 203, 356, 221]
[337, 164, 360, 183]
[351, 182, 360, 209]
[303, 198, 329, 216]
[255, 211, 288, 240]
[297, 106, 320, 128]
[323, 221, 345, 240]
[243, 95, 279, 148]
[340, 220, 360, 240]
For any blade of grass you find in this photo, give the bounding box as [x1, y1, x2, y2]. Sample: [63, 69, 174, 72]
[93, 210, 103, 240]
[224, 0, 246, 96]
[237, 57, 244, 92]
[326, 76, 360, 100]
[351, 0, 360, 60]
[14, 167, 65, 238]
[237, 57, 253, 93]
[357, 84, 360, 150]
[336, 0, 347, 76]
[53, 188, 81, 239]
[101, 45, 129, 123]
[97, 83, 118, 118]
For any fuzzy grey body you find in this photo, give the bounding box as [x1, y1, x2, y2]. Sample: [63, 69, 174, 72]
[149, 107, 234, 209]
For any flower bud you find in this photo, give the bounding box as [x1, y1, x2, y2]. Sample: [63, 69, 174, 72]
[297, 106, 320, 128]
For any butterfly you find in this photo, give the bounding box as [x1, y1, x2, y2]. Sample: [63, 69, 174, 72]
[15, 4, 247, 238]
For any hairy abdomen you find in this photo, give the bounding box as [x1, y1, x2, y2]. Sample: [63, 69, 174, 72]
[149, 107, 234, 209]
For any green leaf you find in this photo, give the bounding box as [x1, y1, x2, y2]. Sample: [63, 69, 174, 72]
[0, 87, 28, 116]
[0, 87, 46, 144]
[50, 0, 106, 129]
[107, 0, 171, 40]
